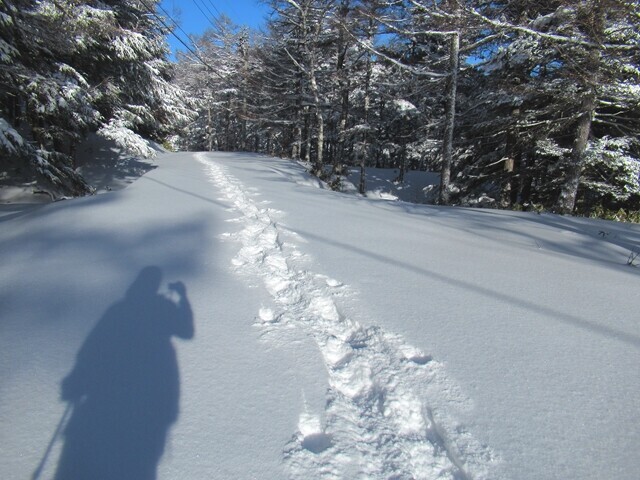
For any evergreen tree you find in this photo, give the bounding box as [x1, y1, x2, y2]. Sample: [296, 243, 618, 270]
[0, 0, 191, 198]
[460, 0, 640, 213]
[167, 0, 639, 218]
[1, 0, 96, 197]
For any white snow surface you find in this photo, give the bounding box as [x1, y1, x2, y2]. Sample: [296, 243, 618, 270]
[1, 151, 639, 480]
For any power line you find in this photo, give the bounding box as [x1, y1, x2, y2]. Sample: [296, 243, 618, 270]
[156, 1, 199, 46]
[212, 0, 240, 22]
[191, 0, 223, 31]
[199, 0, 222, 20]
[138, 0, 224, 77]
[203, 0, 250, 32]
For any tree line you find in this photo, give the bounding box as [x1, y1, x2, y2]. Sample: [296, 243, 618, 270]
[1, 1, 638, 217]
[0, 0, 191, 198]
[173, 0, 640, 216]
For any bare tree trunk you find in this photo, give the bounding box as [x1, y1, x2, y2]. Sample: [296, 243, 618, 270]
[292, 75, 303, 159]
[556, 92, 595, 214]
[501, 106, 520, 207]
[358, 140, 367, 195]
[333, 0, 351, 176]
[225, 93, 232, 151]
[439, 32, 459, 205]
[240, 37, 249, 152]
[359, 52, 372, 195]
[556, 4, 602, 214]
[293, 118, 302, 160]
[267, 131, 274, 157]
[240, 98, 247, 152]
[398, 144, 407, 183]
[308, 59, 324, 174]
[315, 104, 324, 174]
[334, 85, 349, 174]
[207, 106, 214, 151]
[304, 106, 311, 163]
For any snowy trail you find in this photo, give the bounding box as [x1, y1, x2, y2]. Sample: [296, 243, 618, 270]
[3, 151, 638, 479]
[197, 154, 496, 479]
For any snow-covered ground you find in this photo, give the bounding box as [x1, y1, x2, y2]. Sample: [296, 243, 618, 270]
[0, 133, 158, 204]
[1, 151, 639, 480]
[343, 167, 439, 203]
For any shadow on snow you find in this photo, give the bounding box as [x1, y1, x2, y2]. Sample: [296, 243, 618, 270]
[45, 266, 194, 480]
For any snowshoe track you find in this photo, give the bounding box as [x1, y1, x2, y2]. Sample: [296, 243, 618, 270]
[198, 155, 496, 479]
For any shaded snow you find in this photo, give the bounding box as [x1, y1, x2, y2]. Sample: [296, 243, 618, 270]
[343, 167, 439, 203]
[1, 151, 639, 480]
[0, 133, 158, 204]
[75, 133, 159, 193]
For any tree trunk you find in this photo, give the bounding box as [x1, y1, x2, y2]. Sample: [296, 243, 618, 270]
[398, 144, 407, 183]
[292, 75, 303, 160]
[556, 4, 602, 214]
[207, 106, 214, 151]
[315, 106, 324, 174]
[225, 93, 233, 151]
[240, 99, 247, 152]
[359, 46, 373, 195]
[502, 106, 520, 207]
[308, 60, 324, 174]
[293, 119, 302, 160]
[334, 85, 349, 174]
[304, 107, 311, 163]
[240, 39, 249, 152]
[556, 91, 595, 214]
[332, 0, 350, 176]
[439, 32, 459, 205]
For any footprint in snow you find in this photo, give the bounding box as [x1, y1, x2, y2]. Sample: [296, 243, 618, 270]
[198, 154, 497, 480]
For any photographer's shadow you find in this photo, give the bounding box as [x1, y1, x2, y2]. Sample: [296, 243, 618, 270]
[54, 266, 194, 480]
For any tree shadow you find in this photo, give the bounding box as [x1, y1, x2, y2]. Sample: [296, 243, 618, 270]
[52, 266, 194, 480]
[295, 228, 640, 349]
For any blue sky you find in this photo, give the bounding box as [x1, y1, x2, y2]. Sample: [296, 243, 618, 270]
[160, 0, 270, 56]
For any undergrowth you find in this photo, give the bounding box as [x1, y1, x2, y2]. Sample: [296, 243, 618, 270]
[588, 207, 640, 224]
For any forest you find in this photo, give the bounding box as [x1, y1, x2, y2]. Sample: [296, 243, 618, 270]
[1, 0, 639, 217]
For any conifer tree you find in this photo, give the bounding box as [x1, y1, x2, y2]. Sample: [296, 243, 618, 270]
[1, 0, 191, 198]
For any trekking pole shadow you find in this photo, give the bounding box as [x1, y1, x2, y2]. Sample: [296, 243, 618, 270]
[31, 403, 73, 480]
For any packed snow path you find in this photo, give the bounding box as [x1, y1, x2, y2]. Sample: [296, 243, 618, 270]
[198, 154, 495, 479]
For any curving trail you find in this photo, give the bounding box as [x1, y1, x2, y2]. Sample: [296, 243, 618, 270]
[198, 154, 496, 480]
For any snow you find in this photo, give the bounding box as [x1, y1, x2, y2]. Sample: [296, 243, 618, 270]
[97, 118, 161, 159]
[0, 117, 24, 155]
[343, 167, 440, 203]
[75, 133, 159, 193]
[0, 133, 157, 204]
[1, 151, 639, 480]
